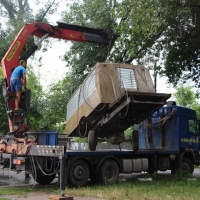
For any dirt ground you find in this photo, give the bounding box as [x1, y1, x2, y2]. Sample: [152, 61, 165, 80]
[0, 191, 102, 200]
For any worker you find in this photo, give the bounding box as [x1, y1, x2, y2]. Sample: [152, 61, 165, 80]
[10, 60, 28, 110]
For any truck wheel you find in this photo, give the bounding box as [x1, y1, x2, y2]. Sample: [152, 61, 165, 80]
[32, 170, 56, 185]
[99, 159, 119, 185]
[181, 157, 194, 174]
[88, 130, 97, 151]
[69, 159, 90, 187]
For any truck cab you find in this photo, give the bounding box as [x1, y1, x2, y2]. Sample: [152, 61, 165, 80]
[139, 102, 200, 173]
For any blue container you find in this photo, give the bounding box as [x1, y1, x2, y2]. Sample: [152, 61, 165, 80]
[27, 130, 58, 145]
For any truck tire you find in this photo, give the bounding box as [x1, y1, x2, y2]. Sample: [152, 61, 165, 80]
[181, 157, 194, 174]
[69, 159, 90, 187]
[99, 159, 119, 185]
[32, 170, 56, 185]
[88, 130, 97, 151]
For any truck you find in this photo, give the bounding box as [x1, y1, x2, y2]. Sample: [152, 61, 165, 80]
[62, 101, 200, 187]
[0, 21, 200, 195]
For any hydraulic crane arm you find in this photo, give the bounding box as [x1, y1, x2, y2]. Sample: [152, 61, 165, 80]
[1, 21, 109, 87]
[0, 21, 109, 135]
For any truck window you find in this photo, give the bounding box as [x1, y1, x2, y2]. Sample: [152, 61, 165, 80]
[188, 119, 196, 133]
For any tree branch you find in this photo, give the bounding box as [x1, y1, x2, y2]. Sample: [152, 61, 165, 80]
[0, 0, 17, 19]
[39, 0, 56, 22]
[125, 24, 169, 64]
[18, 0, 23, 10]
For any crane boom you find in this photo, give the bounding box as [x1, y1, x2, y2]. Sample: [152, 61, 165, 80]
[0, 21, 109, 134]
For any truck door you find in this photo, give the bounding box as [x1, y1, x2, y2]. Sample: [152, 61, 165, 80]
[187, 119, 199, 152]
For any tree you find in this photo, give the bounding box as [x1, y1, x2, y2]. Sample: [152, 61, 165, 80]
[0, 0, 59, 60]
[173, 84, 196, 108]
[164, 0, 200, 88]
[61, 0, 200, 93]
[0, 70, 9, 134]
[26, 64, 44, 130]
[36, 75, 71, 132]
[172, 83, 200, 118]
[61, 0, 119, 88]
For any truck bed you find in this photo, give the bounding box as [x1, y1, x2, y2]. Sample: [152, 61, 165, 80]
[64, 149, 180, 157]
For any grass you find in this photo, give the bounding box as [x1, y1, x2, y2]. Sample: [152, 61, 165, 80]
[0, 172, 200, 200]
[63, 173, 200, 200]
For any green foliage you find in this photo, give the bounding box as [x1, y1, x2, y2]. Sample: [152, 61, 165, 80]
[25, 65, 44, 130]
[124, 126, 135, 139]
[0, 70, 9, 134]
[164, 0, 200, 89]
[192, 103, 200, 120]
[173, 83, 197, 108]
[74, 137, 87, 143]
[62, 0, 117, 86]
[0, 0, 59, 60]
[172, 83, 200, 119]
[61, 0, 200, 94]
[34, 75, 71, 131]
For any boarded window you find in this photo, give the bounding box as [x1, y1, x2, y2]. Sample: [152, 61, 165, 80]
[117, 68, 137, 89]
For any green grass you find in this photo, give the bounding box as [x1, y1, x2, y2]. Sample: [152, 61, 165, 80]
[0, 198, 10, 200]
[63, 173, 200, 200]
[0, 187, 27, 196]
[0, 173, 200, 200]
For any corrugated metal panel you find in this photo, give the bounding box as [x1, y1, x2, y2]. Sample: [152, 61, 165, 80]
[82, 69, 96, 99]
[117, 68, 137, 89]
[67, 69, 96, 121]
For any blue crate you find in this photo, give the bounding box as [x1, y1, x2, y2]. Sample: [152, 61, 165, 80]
[27, 130, 58, 145]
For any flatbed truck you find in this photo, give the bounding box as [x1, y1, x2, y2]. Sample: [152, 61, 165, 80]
[59, 102, 200, 187]
[1, 102, 200, 189]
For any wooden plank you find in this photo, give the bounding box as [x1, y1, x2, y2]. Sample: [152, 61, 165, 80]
[49, 195, 73, 200]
